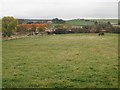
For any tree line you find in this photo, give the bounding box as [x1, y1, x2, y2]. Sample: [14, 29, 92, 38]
[2, 16, 120, 37]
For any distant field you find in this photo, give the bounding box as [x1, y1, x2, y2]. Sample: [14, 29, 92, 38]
[66, 19, 94, 26]
[66, 19, 118, 26]
[95, 19, 118, 24]
[3, 34, 118, 88]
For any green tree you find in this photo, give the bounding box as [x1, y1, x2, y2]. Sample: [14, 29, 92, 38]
[119, 19, 120, 25]
[94, 21, 102, 33]
[2, 16, 18, 37]
[107, 21, 111, 25]
[52, 18, 65, 24]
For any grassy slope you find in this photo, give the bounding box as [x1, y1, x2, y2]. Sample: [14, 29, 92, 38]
[66, 19, 118, 26]
[3, 34, 118, 88]
[66, 19, 94, 26]
[95, 19, 118, 24]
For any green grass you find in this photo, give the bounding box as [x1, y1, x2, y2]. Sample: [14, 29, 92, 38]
[95, 19, 118, 24]
[66, 19, 118, 26]
[66, 19, 94, 26]
[2, 33, 118, 88]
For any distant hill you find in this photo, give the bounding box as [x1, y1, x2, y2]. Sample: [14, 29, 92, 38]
[94, 19, 118, 24]
[17, 19, 52, 24]
[16, 18, 118, 27]
[66, 19, 118, 26]
[66, 19, 94, 26]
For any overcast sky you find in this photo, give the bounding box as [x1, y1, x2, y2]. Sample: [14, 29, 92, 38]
[0, 0, 119, 19]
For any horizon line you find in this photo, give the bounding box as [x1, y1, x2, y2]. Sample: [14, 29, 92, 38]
[0, 17, 118, 20]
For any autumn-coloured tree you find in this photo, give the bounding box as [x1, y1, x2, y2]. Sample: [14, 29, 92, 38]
[17, 24, 47, 34]
[2, 16, 18, 37]
[30, 24, 36, 32]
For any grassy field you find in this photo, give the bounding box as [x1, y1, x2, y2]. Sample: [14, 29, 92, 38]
[66, 19, 118, 26]
[66, 19, 94, 26]
[2, 33, 118, 88]
[95, 19, 118, 24]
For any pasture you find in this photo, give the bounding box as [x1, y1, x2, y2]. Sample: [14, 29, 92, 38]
[66, 19, 118, 26]
[2, 33, 118, 88]
[66, 19, 94, 26]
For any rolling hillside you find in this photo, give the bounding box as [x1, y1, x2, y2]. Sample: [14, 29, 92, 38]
[66, 19, 118, 26]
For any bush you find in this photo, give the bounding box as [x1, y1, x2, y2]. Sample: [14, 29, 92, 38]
[53, 29, 67, 34]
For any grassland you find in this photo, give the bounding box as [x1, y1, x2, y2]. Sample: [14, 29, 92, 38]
[2, 33, 118, 88]
[66, 19, 118, 26]
[95, 19, 118, 24]
[66, 19, 94, 26]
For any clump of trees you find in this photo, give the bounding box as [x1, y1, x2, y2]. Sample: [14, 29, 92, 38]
[52, 18, 65, 24]
[17, 24, 47, 35]
[90, 21, 113, 33]
[118, 19, 120, 25]
[2, 16, 18, 37]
